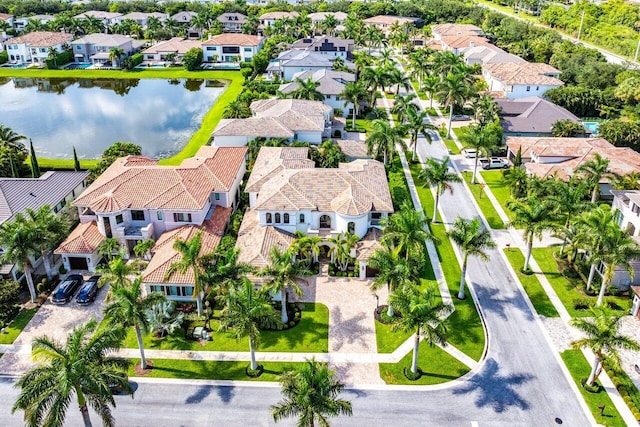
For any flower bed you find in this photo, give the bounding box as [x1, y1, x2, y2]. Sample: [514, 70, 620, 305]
[261, 302, 302, 331]
[328, 262, 359, 277]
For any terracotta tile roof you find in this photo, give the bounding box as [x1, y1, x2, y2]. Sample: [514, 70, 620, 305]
[335, 140, 370, 161]
[8, 31, 72, 47]
[73, 146, 247, 213]
[259, 11, 299, 20]
[203, 33, 261, 47]
[213, 118, 295, 138]
[363, 15, 420, 25]
[254, 157, 393, 215]
[432, 23, 483, 37]
[506, 137, 640, 182]
[202, 206, 231, 236]
[142, 225, 221, 284]
[246, 147, 314, 193]
[484, 62, 563, 86]
[356, 227, 383, 261]
[236, 210, 295, 268]
[0, 13, 13, 20]
[55, 222, 104, 255]
[142, 37, 202, 54]
[440, 35, 490, 50]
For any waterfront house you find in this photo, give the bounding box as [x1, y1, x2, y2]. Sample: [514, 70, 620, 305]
[71, 33, 144, 65]
[202, 33, 262, 63]
[142, 37, 203, 63]
[5, 31, 73, 65]
[267, 49, 353, 80]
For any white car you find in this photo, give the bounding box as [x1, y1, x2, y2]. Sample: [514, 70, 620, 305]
[462, 149, 477, 158]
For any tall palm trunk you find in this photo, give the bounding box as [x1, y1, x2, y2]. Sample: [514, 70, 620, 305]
[412, 136, 418, 161]
[458, 256, 468, 300]
[387, 283, 394, 317]
[596, 269, 610, 306]
[587, 263, 596, 291]
[523, 236, 533, 271]
[134, 323, 148, 369]
[249, 336, 258, 370]
[433, 190, 440, 223]
[591, 187, 598, 204]
[196, 291, 203, 316]
[383, 151, 388, 166]
[75, 387, 93, 427]
[429, 93, 433, 109]
[352, 106, 357, 129]
[447, 105, 453, 139]
[24, 264, 36, 302]
[41, 249, 53, 280]
[472, 156, 480, 184]
[587, 354, 601, 386]
[411, 329, 420, 374]
[280, 288, 289, 323]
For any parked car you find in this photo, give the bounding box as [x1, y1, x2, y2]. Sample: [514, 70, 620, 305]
[451, 114, 471, 121]
[462, 148, 477, 158]
[480, 157, 509, 169]
[51, 274, 84, 304]
[76, 275, 100, 305]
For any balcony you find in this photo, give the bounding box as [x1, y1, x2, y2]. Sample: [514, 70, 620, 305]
[118, 222, 154, 241]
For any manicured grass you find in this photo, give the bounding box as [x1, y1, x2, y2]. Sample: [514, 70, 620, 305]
[407, 159, 438, 222]
[442, 136, 461, 155]
[36, 158, 100, 171]
[379, 342, 470, 385]
[532, 247, 631, 317]
[127, 359, 306, 381]
[387, 155, 412, 209]
[1, 68, 244, 168]
[480, 170, 515, 221]
[118, 302, 328, 353]
[561, 350, 626, 427]
[452, 126, 471, 143]
[503, 248, 560, 318]
[0, 308, 37, 345]
[461, 171, 506, 229]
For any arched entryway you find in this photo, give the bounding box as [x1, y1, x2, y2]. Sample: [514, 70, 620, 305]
[318, 243, 331, 262]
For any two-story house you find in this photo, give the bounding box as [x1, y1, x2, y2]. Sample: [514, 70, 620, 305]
[216, 12, 247, 33]
[71, 33, 144, 65]
[483, 62, 564, 99]
[431, 23, 484, 40]
[0, 12, 15, 29]
[116, 12, 168, 29]
[202, 33, 262, 63]
[308, 12, 347, 32]
[74, 11, 122, 29]
[236, 147, 393, 277]
[171, 11, 200, 38]
[266, 49, 354, 81]
[142, 37, 203, 63]
[258, 11, 298, 30]
[362, 15, 422, 36]
[289, 36, 354, 60]
[212, 99, 334, 146]
[611, 191, 640, 291]
[5, 31, 73, 65]
[55, 146, 247, 273]
[14, 15, 55, 32]
[278, 69, 355, 115]
[464, 44, 525, 67]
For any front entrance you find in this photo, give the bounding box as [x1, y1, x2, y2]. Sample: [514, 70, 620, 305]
[68, 256, 88, 270]
[318, 244, 330, 262]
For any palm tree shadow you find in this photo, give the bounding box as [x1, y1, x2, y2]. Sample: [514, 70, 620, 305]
[184, 385, 214, 404]
[453, 358, 533, 412]
[472, 282, 534, 322]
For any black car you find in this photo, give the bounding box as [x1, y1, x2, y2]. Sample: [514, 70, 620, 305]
[76, 275, 101, 305]
[51, 274, 84, 304]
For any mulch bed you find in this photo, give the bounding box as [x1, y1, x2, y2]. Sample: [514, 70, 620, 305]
[261, 303, 302, 331]
[134, 360, 154, 376]
[374, 305, 400, 325]
[403, 367, 424, 381]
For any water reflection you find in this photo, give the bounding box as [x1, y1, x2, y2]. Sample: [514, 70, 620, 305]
[0, 78, 226, 159]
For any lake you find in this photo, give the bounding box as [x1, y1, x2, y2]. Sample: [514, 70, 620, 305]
[0, 77, 227, 159]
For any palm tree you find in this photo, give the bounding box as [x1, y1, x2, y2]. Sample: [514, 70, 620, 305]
[405, 109, 435, 161]
[502, 166, 529, 199]
[205, 246, 254, 306]
[47, 47, 59, 67]
[339, 82, 367, 126]
[109, 47, 125, 68]
[272, 359, 352, 426]
[390, 285, 453, 374]
[97, 237, 122, 262]
[328, 231, 359, 272]
[0, 213, 41, 302]
[292, 231, 322, 268]
[103, 277, 165, 370]
[165, 231, 213, 316]
[223, 100, 251, 119]
[382, 203, 437, 260]
[387, 66, 411, 95]
[571, 306, 640, 386]
[548, 179, 591, 253]
[25, 205, 69, 280]
[391, 93, 418, 124]
[12, 319, 130, 427]
[462, 124, 500, 184]
[0, 124, 27, 151]
[508, 200, 556, 271]
[133, 239, 154, 260]
[365, 119, 407, 165]
[321, 15, 339, 36]
[360, 66, 390, 106]
[419, 157, 462, 222]
[219, 277, 280, 371]
[433, 51, 465, 77]
[97, 256, 136, 300]
[259, 247, 313, 323]
[447, 217, 495, 299]
[290, 77, 324, 101]
[578, 206, 619, 291]
[472, 95, 499, 127]
[595, 226, 640, 306]
[575, 153, 617, 203]
[422, 74, 440, 110]
[437, 72, 470, 138]
[369, 243, 412, 317]
[351, 51, 373, 78]
[611, 172, 640, 191]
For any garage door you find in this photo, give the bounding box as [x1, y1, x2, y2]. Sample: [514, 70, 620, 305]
[365, 266, 379, 278]
[68, 257, 88, 270]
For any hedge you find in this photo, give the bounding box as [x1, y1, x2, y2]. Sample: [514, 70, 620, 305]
[0, 51, 7, 65]
[45, 50, 73, 69]
[129, 53, 143, 68]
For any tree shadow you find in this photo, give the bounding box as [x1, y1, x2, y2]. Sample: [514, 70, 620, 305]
[472, 283, 534, 322]
[185, 385, 214, 405]
[453, 358, 533, 413]
[215, 386, 236, 405]
[330, 306, 373, 352]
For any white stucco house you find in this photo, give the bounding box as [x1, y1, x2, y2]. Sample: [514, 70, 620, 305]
[236, 147, 392, 278]
[202, 33, 262, 63]
[266, 49, 354, 81]
[74, 11, 122, 29]
[5, 31, 73, 65]
[71, 33, 144, 65]
[258, 11, 298, 29]
[14, 15, 55, 32]
[278, 69, 355, 115]
[142, 37, 203, 63]
[55, 145, 247, 276]
[482, 62, 564, 99]
[116, 12, 168, 28]
[212, 99, 334, 146]
[290, 36, 354, 60]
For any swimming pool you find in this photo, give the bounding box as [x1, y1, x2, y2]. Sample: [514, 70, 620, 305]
[64, 63, 91, 70]
[583, 121, 600, 135]
[1, 63, 27, 69]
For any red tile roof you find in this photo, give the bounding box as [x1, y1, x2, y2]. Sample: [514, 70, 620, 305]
[203, 34, 261, 46]
[55, 222, 104, 254]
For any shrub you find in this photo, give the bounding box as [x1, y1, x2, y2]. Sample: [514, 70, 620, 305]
[0, 51, 7, 65]
[0, 280, 20, 324]
[183, 48, 203, 71]
[58, 264, 67, 275]
[45, 50, 73, 69]
[36, 279, 48, 294]
[573, 298, 591, 310]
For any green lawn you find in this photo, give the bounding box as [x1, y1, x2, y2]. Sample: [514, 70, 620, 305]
[127, 358, 305, 381]
[503, 248, 560, 318]
[379, 342, 470, 385]
[442, 137, 461, 155]
[461, 171, 506, 229]
[561, 350, 626, 427]
[117, 302, 328, 353]
[480, 170, 515, 221]
[532, 248, 631, 317]
[452, 126, 471, 143]
[0, 308, 37, 345]
[1, 68, 244, 168]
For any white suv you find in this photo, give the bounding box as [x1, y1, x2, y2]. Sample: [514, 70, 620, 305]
[462, 149, 477, 158]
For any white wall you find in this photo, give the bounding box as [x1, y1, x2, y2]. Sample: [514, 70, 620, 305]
[203, 44, 260, 62]
[213, 135, 253, 147]
[506, 83, 562, 99]
[295, 130, 323, 144]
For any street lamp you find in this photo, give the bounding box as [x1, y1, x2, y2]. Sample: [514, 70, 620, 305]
[373, 292, 379, 309]
[204, 300, 211, 330]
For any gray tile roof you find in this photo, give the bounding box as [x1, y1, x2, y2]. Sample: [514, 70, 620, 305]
[496, 96, 585, 134]
[0, 171, 88, 224]
[279, 69, 355, 96]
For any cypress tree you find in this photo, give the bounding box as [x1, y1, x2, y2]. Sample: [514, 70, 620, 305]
[73, 146, 80, 171]
[8, 151, 18, 178]
[29, 139, 40, 178]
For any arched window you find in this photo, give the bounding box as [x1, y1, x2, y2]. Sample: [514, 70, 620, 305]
[348, 221, 355, 234]
[275, 213, 281, 223]
[299, 214, 305, 223]
[284, 213, 290, 224]
[266, 213, 272, 224]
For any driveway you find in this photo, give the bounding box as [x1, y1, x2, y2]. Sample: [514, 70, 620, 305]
[0, 274, 108, 375]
